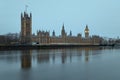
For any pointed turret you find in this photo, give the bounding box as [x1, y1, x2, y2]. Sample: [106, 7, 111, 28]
[62, 23, 65, 30]
[30, 13, 32, 18]
[69, 30, 72, 36]
[84, 25, 89, 38]
[61, 23, 66, 37]
[52, 30, 55, 37]
[21, 13, 23, 18]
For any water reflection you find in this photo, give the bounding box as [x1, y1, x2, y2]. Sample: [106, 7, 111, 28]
[85, 49, 89, 62]
[0, 47, 120, 80]
[37, 52, 49, 63]
[34, 47, 102, 65]
[8, 47, 103, 69]
[61, 49, 67, 64]
[21, 50, 32, 69]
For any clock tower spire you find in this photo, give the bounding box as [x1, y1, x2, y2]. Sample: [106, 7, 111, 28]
[84, 25, 89, 38]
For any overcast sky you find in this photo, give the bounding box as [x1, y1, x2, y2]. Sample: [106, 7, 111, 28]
[0, 0, 120, 38]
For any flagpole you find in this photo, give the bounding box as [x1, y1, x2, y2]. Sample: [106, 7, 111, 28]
[25, 5, 28, 12]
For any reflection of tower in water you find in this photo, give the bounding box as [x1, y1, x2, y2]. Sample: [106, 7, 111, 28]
[61, 49, 67, 64]
[52, 51, 55, 63]
[21, 50, 32, 69]
[85, 49, 89, 62]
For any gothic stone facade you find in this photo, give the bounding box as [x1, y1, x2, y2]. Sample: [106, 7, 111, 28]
[21, 12, 32, 44]
[32, 24, 102, 45]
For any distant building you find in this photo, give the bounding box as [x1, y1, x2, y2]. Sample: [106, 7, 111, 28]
[0, 33, 20, 45]
[0, 35, 7, 45]
[19, 12, 102, 45]
[37, 30, 50, 44]
[21, 11, 32, 44]
[0, 11, 109, 45]
[32, 24, 102, 45]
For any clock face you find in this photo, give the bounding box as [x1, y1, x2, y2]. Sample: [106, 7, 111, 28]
[85, 30, 89, 33]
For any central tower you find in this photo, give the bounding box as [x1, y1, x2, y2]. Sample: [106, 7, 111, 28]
[84, 25, 89, 38]
[61, 24, 66, 38]
[21, 11, 32, 44]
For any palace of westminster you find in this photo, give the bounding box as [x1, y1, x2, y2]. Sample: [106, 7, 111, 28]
[20, 12, 102, 45]
[0, 10, 104, 45]
[20, 11, 103, 45]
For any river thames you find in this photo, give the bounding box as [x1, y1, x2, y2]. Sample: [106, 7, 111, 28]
[0, 47, 120, 80]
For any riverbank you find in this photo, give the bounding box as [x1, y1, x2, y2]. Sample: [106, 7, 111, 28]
[0, 44, 115, 50]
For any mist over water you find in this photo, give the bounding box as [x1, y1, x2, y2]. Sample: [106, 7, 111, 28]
[0, 47, 120, 80]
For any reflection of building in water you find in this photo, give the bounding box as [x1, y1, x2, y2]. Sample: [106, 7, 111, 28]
[37, 53, 49, 63]
[85, 49, 89, 62]
[61, 49, 67, 64]
[52, 51, 55, 63]
[84, 47, 101, 62]
[21, 50, 32, 69]
[34, 48, 102, 64]
[69, 49, 72, 63]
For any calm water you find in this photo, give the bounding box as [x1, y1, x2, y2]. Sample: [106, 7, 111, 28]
[0, 47, 120, 80]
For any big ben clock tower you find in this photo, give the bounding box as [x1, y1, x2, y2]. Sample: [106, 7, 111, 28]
[84, 25, 89, 38]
